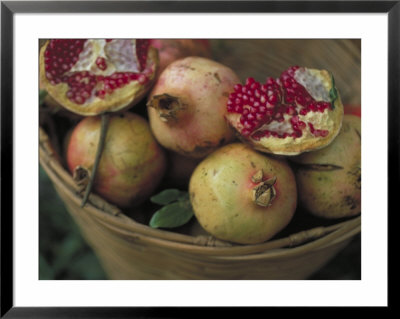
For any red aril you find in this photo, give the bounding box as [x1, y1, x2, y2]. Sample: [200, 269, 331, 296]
[225, 66, 344, 155]
[40, 39, 158, 116]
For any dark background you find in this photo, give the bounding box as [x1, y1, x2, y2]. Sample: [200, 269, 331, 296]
[39, 165, 361, 280]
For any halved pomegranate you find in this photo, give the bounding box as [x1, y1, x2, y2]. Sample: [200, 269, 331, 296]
[225, 66, 344, 155]
[39, 39, 158, 116]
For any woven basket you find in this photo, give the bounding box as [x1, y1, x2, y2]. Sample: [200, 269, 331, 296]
[39, 39, 361, 280]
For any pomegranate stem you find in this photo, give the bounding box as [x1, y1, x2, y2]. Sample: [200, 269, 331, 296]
[81, 113, 110, 208]
[147, 93, 182, 122]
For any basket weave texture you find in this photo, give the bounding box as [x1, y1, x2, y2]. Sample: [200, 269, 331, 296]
[39, 39, 361, 280]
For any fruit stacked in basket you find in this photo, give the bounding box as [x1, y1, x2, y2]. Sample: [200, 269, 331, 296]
[39, 39, 361, 279]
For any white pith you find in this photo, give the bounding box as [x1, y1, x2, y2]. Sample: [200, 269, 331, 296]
[251, 108, 332, 137]
[256, 114, 294, 135]
[294, 68, 330, 102]
[69, 39, 141, 76]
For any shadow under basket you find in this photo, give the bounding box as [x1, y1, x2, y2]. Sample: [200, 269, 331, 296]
[39, 39, 361, 280]
[39, 128, 360, 280]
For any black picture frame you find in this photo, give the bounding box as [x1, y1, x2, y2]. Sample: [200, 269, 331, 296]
[1, 1, 396, 317]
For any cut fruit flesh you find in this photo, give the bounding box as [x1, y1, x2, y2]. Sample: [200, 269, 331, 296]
[226, 66, 343, 155]
[40, 39, 158, 116]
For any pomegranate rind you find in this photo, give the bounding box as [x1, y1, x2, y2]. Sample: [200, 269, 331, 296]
[66, 112, 167, 208]
[149, 39, 212, 77]
[147, 56, 238, 158]
[291, 115, 361, 219]
[226, 68, 344, 156]
[189, 143, 297, 244]
[39, 40, 159, 116]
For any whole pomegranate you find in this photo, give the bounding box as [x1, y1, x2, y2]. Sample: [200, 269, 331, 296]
[291, 114, 361, 219]
[225, 66, 344, 156]
[66, 112, 167, 208]
[40, 39, 158, 116]
[149, 39, 211, 77]
[189, 143, 297, 244]
[147, 56, 238, 158]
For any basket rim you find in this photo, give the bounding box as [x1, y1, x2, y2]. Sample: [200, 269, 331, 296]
[39, 126, 361, 258]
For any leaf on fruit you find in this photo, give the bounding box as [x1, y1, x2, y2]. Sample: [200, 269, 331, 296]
[149, 189, 194, 229]
[39, 89, 48, 106]
[329, 75, 338, 109]
[150, 188, 186, 205]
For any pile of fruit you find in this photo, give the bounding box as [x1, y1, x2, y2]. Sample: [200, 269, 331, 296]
[39, 39, 361, 245]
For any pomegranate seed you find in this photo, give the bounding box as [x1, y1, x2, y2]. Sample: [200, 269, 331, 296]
[308, 122, 315, 133]
[246, 77, 255, 86]
[234, 105, 242, 113]
[268, 94, 277, 104]
[81, 91, 91, 99]
[286, 106, 296, 115]
[138, 74, 147, 84]
[96, 57, 107, 70]
[241, 128, 252, 137]
[298, 121, 306, 130]
[308, 103, 317, 112]
[74, 95, 85, 104]
[300, 109, 308, 116]
[292, 131, 302, 138]
[227, 66, 335, 140]
[320, 130, 329, 137]
[256, 113, 264, 121]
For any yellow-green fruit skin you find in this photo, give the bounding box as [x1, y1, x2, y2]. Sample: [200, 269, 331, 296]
[292, 114, 361, 219]
[189, 143, 297, 244]
[67, 112, 167, 208]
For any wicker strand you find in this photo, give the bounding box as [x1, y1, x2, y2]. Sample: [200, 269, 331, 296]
[40, 124, 360, 257]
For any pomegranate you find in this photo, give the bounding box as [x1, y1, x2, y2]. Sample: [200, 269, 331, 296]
[147, 56, 238, 158]
[225, 66, 344, 156]
[39, 39, 158, 116]
[149, 39, 212, 77]
[39, 85, 82, 121]
[66, 112, 167, 208]
[189, 143, 297, 244]
[291, 114, 361, 219]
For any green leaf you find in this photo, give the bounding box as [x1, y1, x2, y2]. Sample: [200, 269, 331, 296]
[177, 192, 190, 202]
[329, 75, 338, 109]
[39, 89, 48, 106]
[149, 200, 194, 229]
[150, 189, 184, 205]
